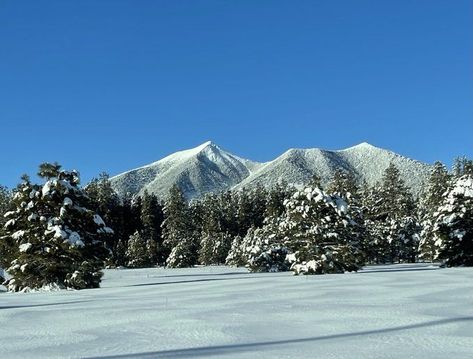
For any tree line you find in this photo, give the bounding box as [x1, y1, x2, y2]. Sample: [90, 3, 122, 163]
[0, 157, 472, 291]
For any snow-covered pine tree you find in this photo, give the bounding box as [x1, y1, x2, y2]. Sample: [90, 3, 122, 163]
[281, 186, 364, 274]
[363, 163, 418, 263]
[225, 235, 245, 267]
[242, 221, 290, 273]
[0, 185, 11, 224]
[86, 172, 122, 266]
[2, 163, 113, 291]
[198, 199, 232, 265]
[125, 230, 149, 268]
[0, 184, 12, 270]
[452, 156, 473, 177]
[162, 185, 198, 267]
[431, 172, 473, 266]
[165, 233, 199, 268]
[326, 168, 359, 201]
[418, 161, 450, 261]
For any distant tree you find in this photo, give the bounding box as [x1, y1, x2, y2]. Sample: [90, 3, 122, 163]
[140, 191, 164, 265]
[308, 173, 322, 189]
[225, 235, 245, 267]
[363, 163, 418, 263]
[162, 185, 197, 267]
[326, 169, 359, 202]
[125, 231, 149, 268]
[265, 181, 290, 219]
[86, 172, 122, 265]
[418, 162, 451, 261]
[452, 156, 473, 177]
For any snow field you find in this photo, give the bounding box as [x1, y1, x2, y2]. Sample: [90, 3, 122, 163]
[0, 263, 472, 358]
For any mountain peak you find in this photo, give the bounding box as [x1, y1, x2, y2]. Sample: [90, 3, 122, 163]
[341, 142, 379, 151]
[110, 141, 431, 200]
[197, 140, 215, 148]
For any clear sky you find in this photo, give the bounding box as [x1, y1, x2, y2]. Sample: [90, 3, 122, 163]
[1, 0, 472, 188]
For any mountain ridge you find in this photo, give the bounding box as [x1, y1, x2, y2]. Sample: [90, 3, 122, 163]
[110, 141, 431, 199]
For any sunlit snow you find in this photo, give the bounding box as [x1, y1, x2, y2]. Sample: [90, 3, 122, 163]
[0, 263, 472, 358]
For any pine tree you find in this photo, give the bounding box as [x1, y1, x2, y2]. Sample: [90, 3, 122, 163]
[162, 185, 197, 267]
[432, 173, 473, 266]
[0, 185, 12, 272]
[281, 186, 364, 274]
[326, 169, 359, 201]
[86, 172, 122, 266]
[140, 191, 164, 265]
[0, 185, 11, 224]
[1, 163, 112, 291]
[165, 234, 199, 268]
[363, 163, 417, 263]
[265, 181, 290, 219]
[125, 231, 149, 268]
[243, 220, 290, 273]
[225, 235, 245, 267]
[418, 162, 450, 261]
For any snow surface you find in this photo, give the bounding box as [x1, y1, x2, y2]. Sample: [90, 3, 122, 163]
[1, 263, 472, 358]
[110, 141, 431, 200]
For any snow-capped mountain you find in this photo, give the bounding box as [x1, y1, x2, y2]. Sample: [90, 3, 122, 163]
[110, 141, 431, 199]
[235, 142, 430, 196]
[110, 141, 262, 199]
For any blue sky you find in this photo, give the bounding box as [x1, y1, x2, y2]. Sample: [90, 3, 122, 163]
[1, 0, 472, 187]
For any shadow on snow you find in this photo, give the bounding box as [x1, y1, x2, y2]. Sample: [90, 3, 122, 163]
[87, 316, 473, 359]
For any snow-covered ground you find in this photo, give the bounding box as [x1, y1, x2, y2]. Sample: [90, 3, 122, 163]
[1, 263, 472, 358]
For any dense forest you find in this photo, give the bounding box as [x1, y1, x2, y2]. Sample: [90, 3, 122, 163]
[1, 157, 472, 292]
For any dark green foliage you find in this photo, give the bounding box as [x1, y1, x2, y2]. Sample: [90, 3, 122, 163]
[362, 163, 418, 263]
[162, 185, 197, 267]
[1, 163, 111, 291]
[419, 162, 450, 261]
[432, 174, 473, 266]
[126, 231, 149, 268]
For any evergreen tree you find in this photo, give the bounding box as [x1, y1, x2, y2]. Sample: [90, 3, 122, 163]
[281, 186, 364, 274]
[243, 220, 290, 273]
[308, 173, 322, 189]
[452, 156, 473, 177]
[162, 185, 197, 267]
[432, 173, 473, 266]
[165, 234, 199, 268]
[140, 191, 164, 265]
[0, 185, 11, 224]
[86, 172, 122, 266]
[125, 231, 149, 268]
[418, 162, 450, 261]
[363, 163, 417, 263]
[0, 185, 12, 271]
[265, 181, 290, 219]
[1, 163, 112, 291]
[326, 169, 359, 201]
[225, 235, 245, 267]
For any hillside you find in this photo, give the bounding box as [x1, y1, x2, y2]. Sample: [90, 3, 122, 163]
[110, 142, 431, 199]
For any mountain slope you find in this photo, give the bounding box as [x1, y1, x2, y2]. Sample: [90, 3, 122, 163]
[110, 141, 431, 199]
[234, 142, 430, 196]
[110, 141, 262, 199]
